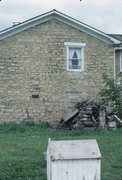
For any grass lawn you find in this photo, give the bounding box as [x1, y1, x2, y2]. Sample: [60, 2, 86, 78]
[0, 122, 122, 180]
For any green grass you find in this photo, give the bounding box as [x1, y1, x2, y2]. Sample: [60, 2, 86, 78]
[0, 122, 122, 180]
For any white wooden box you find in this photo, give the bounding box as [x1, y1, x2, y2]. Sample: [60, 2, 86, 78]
[47, 139, 101, 180]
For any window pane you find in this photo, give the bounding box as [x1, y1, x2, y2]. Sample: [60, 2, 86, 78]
[72, 59, 78, 65]
[68, 47, 82, 70]
[69, 59, 81, 69]
[69, 48, 81, 59]
[72, 59, 79, 69]
[72, 51, 78, 59]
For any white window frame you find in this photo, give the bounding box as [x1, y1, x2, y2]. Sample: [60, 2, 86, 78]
[120, 50, 122, 72]
[64, 42, 86, 72]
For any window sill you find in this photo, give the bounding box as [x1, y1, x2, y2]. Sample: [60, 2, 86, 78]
[67, 69, 84, 72]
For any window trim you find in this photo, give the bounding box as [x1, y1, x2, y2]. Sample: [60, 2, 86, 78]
[120, 50, 122, 72]
[64, 42, 86, 72]
[115, 47, 122, 72]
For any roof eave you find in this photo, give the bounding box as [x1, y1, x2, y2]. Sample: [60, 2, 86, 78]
[54, 11, 121, 44]
[0, 10, 55, 40]
[0, 9, 121, 44]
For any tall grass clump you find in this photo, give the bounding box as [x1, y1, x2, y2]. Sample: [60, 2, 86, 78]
[0, 121, 51, 133]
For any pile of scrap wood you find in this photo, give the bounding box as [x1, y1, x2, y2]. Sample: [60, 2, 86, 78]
[57, 100, 118, 130]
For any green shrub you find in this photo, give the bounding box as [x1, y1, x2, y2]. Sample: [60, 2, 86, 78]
[98, 73, 122, 118]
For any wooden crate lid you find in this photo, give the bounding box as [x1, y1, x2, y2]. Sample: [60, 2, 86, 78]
[48, 139, 101, 160]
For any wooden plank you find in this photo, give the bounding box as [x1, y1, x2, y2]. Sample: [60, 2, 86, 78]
[48, 139, 101, 160]
[62, 109, 79, 122]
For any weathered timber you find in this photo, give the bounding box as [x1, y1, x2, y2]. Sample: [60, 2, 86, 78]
[62, 109, 79, 123]
[57, 100, 117, 130]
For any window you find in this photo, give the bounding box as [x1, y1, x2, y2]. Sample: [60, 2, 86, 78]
[64, 42, 86, 71]
[120, 51, 122, 72]
[68, 48, 81, 70]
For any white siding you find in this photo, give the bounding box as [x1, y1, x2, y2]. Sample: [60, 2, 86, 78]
[47, 147, 52, 180]
[51, 159, 101, 180]
[47, 139, 101, 180]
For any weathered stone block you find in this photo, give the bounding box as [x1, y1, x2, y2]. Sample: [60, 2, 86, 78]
[0, 19, 115, 123]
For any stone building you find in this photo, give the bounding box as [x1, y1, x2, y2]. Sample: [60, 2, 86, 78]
[0, 9, 122, 123]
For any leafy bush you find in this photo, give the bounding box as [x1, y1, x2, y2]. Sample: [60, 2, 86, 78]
[99, 73, 122, 118]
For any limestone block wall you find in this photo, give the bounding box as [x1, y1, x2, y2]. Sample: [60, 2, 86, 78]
[0, 19, 115, 123]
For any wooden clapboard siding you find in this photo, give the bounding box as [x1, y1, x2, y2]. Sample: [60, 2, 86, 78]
[50, 159, 101, 180]
[47, 139, 101, 180]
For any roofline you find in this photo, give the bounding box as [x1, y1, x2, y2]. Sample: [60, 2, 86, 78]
[108, 34, 122, 42]
[54, 10, 121, 44]
[0, 9, 121, 44]
[0, 9, 55, 33]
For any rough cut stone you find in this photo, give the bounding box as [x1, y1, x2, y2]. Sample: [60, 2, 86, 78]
[0, 19, 120, 123]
